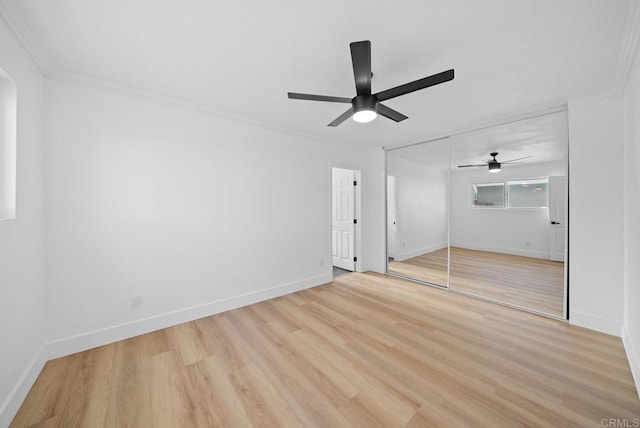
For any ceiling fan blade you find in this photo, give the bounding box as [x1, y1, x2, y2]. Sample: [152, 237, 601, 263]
[328, 108, 353, 127]
[457, 164, 487, 168]
[375, 69, 455, 102]
[501, 156, 533, 163]
[377, 103, 408, 122]
[288, 92, 352, 103]
[350, 41, 372, 96]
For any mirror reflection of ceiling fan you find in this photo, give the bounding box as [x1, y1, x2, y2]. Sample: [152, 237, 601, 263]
[457, 152, 532, 173]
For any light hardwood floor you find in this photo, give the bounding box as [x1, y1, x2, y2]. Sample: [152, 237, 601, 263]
[388, 248, 449, 285]
[12, 273, 639, 427]
[389, 247, 565, 316]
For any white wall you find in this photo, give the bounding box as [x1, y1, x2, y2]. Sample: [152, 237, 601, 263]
[43, 79, 381, 355]
[0, 18, 46, 426]
[568, 95, 624, 336]
[622, 40, 640, 392]
[450, 161, 566, 259]
[387, 155, 448, 261]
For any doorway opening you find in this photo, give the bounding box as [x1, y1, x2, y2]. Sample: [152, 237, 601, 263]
[331, 167, 361, 278]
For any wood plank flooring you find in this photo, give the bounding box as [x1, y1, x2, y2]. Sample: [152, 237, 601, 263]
[12, 272, 638, 427]
[389, 247, 565, 316]
[388, 248, 449, 286]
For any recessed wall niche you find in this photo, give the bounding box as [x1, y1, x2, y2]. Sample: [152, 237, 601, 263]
[0, 68, 17, 221]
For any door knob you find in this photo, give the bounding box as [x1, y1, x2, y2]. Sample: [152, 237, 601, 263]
[551, 221, 560, 225]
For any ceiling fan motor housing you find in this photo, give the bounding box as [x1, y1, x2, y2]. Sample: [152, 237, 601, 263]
[353, 94, 379, 113]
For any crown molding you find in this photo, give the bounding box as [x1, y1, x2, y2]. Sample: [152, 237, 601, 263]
[4, 0, 636, 148]
[0, 0, 51, 74]
[0, 0, 366, 150]
[48, 71, 357, 150]
[613, 0, 640, 95]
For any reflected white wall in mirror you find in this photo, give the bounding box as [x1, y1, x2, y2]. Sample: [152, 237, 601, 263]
[386, 137, 449, 286]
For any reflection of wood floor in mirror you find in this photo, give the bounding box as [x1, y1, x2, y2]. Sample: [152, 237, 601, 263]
[389, 247, 564, 317]
[388, 248, 449, 285]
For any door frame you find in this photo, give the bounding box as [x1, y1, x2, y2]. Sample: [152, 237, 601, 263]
[548, 176, 567, 262]
[386, 175, 399, 261]
[330, 164, 362, 274]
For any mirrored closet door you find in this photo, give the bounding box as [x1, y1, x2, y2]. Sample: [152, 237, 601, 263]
[386, 109, 568, 318]
[386, 137, 450, 287]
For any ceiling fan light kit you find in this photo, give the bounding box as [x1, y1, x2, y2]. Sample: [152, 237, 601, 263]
[288, 40, 454, 126]
[352, 95, 378, 123]
[488, 162, 502, 173]
[352, 109, 377, 123]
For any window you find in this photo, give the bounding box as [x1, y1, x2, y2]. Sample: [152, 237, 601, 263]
[471, 178, 548, 209]
[0, 68, 17, 221]
[472, 182, 505, 207]
[507, 179, 548, 208]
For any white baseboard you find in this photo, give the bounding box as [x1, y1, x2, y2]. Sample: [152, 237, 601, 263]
[570, 311, 621, 336]
[622, 324, 640, 399]
[451, 242, 549, 260]
[46, 272, 332, 360]
[0, 346, 47, 427]
[397, 242, 447, 262]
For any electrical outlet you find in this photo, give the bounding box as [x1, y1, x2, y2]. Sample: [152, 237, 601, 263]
[320, 258, 324, 266]
[130, 295, 142, 310]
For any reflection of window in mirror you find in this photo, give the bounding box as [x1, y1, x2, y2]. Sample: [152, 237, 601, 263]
[472, 182, 505, 207]
[507, 179, 548, 208]
[471, 178, 549, 209]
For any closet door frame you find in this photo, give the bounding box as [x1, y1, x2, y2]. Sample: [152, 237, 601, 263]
[384, 104, 568, 321]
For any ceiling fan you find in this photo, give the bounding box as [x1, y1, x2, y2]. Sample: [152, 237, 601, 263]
[457, 152, 533, 173]
[287, 40, 454, 127]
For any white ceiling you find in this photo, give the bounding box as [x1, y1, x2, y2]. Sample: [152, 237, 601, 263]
[7, 0, 633, 148]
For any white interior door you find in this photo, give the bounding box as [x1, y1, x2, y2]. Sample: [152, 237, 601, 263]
[548, 176, 567, 262]
[332, 168, 355, 271]
[387, 176, 398, 259]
